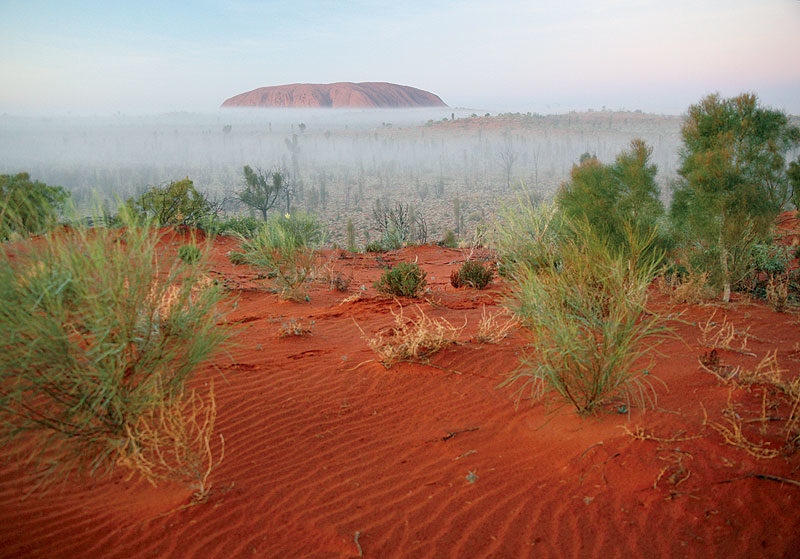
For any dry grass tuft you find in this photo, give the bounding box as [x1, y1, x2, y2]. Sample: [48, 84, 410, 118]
[474, 305, 519, 344]
[278, 317, 313, 337]
[117, 382, 224, 502]
[622, 425, 702, 443]
[362, 304, 464, 368]
[766, 274, 790, 312]
[707, 391, 781, 460]
[737, 351, 787, 388]
[661, 270, 714, 304]
[698, 311, 754, 355]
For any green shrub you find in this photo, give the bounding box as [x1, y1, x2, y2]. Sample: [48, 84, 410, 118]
[451, 260, 493, 289]
[178, 244, 202, 264]
[1, 172, 70, 239]
[440, 230, 458, 248]
[126, 177, 211, 227]
[500, 220, 668, 415]
[0, 210, 228, 486]
[198, 215, 261, 238]
[365, 242, 385, 253]
[374, 262, 427, 298]
[240, 211, 325, 300]
[493, 193, 562, 278]
[751, 243, 791, 276]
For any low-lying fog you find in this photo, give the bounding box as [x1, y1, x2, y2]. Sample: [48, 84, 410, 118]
[0, 107, 683, 246]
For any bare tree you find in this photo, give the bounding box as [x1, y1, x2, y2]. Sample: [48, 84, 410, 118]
[499, 132, 518, 190]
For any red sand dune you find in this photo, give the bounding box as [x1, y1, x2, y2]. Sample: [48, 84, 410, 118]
[2, 230, 800, 558]
[221, 82, 447, 109]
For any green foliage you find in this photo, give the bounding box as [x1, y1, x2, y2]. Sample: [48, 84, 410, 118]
[178, 244, 202, 264]
[197, 215, 261, 238]
[374, 262, 427, 298]
[557, 138, 664, 250]
[451, 260, 493, 290]
[669, 93, 800, 301]
[239, 166, 283, 221]
[126, 177, 211, 227]
[751, 243, 792, 276]
[365, 241, 385, 253]
[240, 211, 324, 300]
[0, 210, 228, 485]
[0, 172, 70, 239]
[440, 229, 458, 248]
[227, 250, 247, 265]
[501, 221, 667, 415]
[493, 190, 561, 277]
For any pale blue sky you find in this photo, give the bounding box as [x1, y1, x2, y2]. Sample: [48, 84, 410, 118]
[1, 0, 798, 115]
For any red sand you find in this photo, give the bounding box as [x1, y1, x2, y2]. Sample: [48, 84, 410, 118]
[2, 230, 800, 558]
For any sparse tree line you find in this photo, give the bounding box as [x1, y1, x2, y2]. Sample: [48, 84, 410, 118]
[1, 91, 799, 497]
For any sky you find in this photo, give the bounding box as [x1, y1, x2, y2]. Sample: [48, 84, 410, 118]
[1, 0, 799, 115]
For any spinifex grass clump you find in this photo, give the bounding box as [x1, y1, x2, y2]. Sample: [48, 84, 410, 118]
[240, 212, 324, 300]
[450, 260, 493, 289]
[374, 261, 427, 298]
[502, 221, 668, 415]
[0, 211, 228, 489]
[178, 243, 202, 264]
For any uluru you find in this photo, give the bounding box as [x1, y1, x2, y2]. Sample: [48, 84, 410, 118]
[221, 82, 447, 108]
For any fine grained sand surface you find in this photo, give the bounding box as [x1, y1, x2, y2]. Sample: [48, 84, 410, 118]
[2, 226, 799, 558]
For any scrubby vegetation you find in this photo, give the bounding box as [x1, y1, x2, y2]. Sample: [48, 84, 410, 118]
[450, 259, 494, 289]
[126, 177, 211, 227]
[0, 209, 228, 489]
[239, 211, 325, 300]
[0, 172, 70, 239]
[500, 218, 668, 414]
[374, 261, 427, 298]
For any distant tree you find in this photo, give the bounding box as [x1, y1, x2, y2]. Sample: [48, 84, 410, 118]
[126, 177, 210, 226]
[346, 218, 356, 252]
[285, 134, 301, 197]
[499, 132, 518, 190]
[789, 156, 800, 209]
[669, 92, 800, 302]
[238, 166, 282, 221]
[0, 172, 69, 238]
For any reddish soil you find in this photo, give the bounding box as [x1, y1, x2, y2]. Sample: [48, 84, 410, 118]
[2, 227, 800, 558]
[221, 82, 447, 109]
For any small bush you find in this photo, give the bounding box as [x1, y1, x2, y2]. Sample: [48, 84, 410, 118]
[440, 230, 458, 248]
[1, 172, 70, 239]
[198, 216, 261, 238]
[362, 305, 463, 368]
[493, 195, 561, 278]
[126, 177, 211, 227]
[240, 212, 325, 300]
[501, 221, 668, 415]
[374, 261, 427, 298]
[0, 210, 228, 488]
[178, 244, 202, 264]
[751, 243, 791, 276]
[365, 242, 385, 253]
[451, 260, 493, 289]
